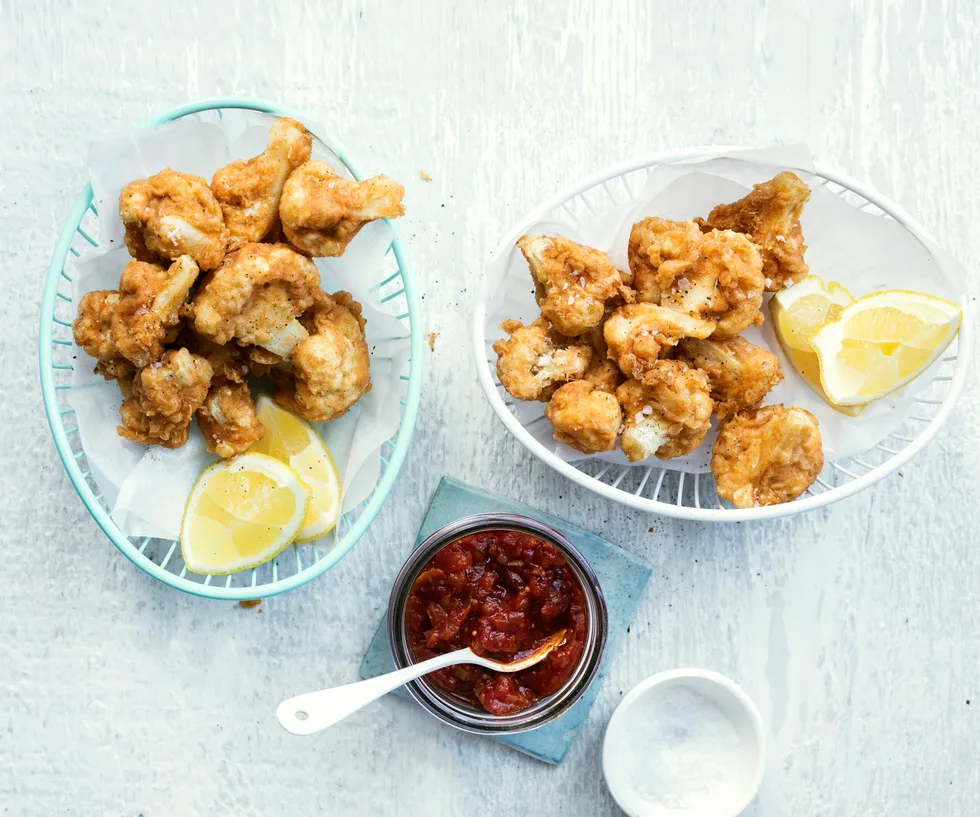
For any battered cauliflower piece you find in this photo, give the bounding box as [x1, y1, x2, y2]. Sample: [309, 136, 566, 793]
[211, 117, 312, 250]
[272, 291, 371, 422]
[117, 348, 213, 448]
[603, 303, 715, 379]
[518, 235, 631, 337]
[616, 361, 713, 462]
[629, 218, 764, 337]
[676, 337, 783, 421]
[697, 171, 810, 291]
[188, 243, 320, 352]
[279, 161, 405, 257]
[492, 318, 592, 402]
[578, 324, 623, 394]
[196, 380, 265, 458]
[111, 256, 199, 368]
[176, 328, 250, 384]
[545, 380, 622, 454]
[119, 169, 228, 270]
[711, 405, 823, 507]
[73, 290, 134, 380]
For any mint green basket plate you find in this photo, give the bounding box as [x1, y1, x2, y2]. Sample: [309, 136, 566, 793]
[38, 97, 423, 600]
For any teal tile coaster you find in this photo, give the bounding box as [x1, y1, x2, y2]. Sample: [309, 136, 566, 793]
[358, 477, 652, 764]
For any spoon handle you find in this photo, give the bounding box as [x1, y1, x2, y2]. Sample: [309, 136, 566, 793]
[276, 649, 479, 736]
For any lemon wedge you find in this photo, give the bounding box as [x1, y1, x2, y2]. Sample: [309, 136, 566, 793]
[810, 289, 962, 406]
[249, 396, 342, 542]
[180, 452, 311, 574]
[770, 275, 863, 416]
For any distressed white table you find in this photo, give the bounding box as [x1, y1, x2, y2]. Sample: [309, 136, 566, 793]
[2, 1, 979, 814]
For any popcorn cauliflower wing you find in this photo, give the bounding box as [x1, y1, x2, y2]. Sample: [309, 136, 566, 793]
[73, 290, 134, 381]
[676, 336, 783, 420]
[279, 161, 405, 257]
[616, 361, 713, 462]
[492, 318, 592, 402]
[188, 243, 320, 351]
[211, 117, 312, 250]
[119, 169, 228, 270]
[697, 171, 810, 291]
[603, 303, 715, 379]
[118, 348, 213, 448]
[545, 380, 622, 454]
[711, 405, 823, 507]
[111, 256, 199, 368]
[196, 380, 265, 458]
[272, 291, 371, 422]
[518, 235, 630, 337]
[628, 218, 764, 337]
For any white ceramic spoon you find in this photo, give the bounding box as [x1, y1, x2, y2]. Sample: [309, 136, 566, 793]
[276, 628, 568, 736]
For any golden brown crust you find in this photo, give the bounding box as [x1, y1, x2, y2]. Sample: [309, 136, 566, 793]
[676, 336, 783, 420]
[518, 235, 632, 337]
[196, 380, 265, 457]
[279, 161, 405, 257]
[211, 118, 312, 250]
[711, 405, 823, 507]
[492, 317, 592, 402]
[603, 303, 715, 379]
[697, 171, 810, 291]
[119, 169, 228, 270]
[616, 361, 713, 462]
[545, 380, 622, 454]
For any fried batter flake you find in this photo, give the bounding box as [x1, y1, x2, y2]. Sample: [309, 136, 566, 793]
[279, 161, 405, 257]
[211, 117, 312, 250]
[196, 379, 265, 458]
[492, 318, 592, 402]
[616, 361, 713, 462]
[711, 405, 823, 508]
[119, 169, 228, 270]
[545, 380, 622, 454]
[676, 336, 783, 421]
[697, 171, 810, 291]
[518, 235, 631, 337]
[603, 303, 715, 379]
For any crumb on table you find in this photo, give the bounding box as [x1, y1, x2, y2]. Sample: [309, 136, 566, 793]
[238, 599, 262, 609]
[420, 169, 432, 182]
[427, 331, 438, 351]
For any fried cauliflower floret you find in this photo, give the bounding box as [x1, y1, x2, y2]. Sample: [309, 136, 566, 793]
[211, 118, 312, 250]
[176, 328, 250, 384]
[117, 348, 213, 448]
[119, 169, 228, 270]
[272, 291, 371, 422]
[73, 290, 134, 380]
[581, 325, 625, 394]
[603, 303, 715, 379]
[110, 256, 199, 368]
[279, 161, 405, 257]
[196, 379, 265, 458]
[629, 218, 764, 337]
[676, 336, 783, 421]
[188, 243, 320, 353]
[518, 235, 631, 337]
[545, 380, 622, 454]
[492, 318, 592, 402]
[616, 361, 713, 462]
[697, 171, 810, 291]
[711, 405, 823, 507]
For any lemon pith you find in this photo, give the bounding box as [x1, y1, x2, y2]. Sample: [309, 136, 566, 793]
[249, 396, 342, 542]
[180, 452, 311, 575]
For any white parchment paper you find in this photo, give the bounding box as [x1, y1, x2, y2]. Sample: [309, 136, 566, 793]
[69, 111, 411, 544]
[484, 145, 968, 473]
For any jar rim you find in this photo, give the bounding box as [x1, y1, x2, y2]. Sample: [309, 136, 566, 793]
[387, 512, 609, 735]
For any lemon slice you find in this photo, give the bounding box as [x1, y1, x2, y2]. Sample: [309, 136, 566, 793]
[810, 289, 962, 406]
[770, 275, 863, 416]
[249, 396, 341, 542]
[181, 452, 311, 574]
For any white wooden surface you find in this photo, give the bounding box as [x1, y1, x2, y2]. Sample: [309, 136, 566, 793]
[2, 1, 979, 814]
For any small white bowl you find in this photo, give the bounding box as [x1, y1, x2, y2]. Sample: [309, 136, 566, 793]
[602, 669, 766, 817]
